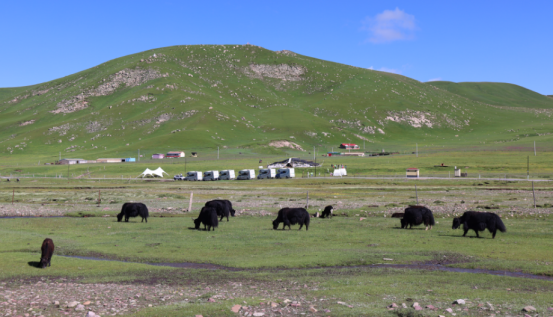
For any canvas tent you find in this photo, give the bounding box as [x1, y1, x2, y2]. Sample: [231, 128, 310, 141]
[138, 167, 168, 178]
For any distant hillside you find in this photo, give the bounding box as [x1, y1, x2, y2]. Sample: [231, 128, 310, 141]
[426, 81, 553, 109]
[1, 45, 552, 161]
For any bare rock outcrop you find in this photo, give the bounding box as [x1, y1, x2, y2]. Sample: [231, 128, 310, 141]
[245, 64, 305, 81]
[268, 140, 305, 151]
[51, 67, 164, 114]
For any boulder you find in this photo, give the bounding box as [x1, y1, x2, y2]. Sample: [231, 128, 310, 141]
[67, 301, 79, 308]
[231, 305, 241, 313]
[522, 306, 536, 312]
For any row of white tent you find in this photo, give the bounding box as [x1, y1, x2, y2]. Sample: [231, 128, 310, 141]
[138, 167, 347, 179]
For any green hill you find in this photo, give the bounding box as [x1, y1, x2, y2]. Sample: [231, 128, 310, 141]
[1, 45, 552, 162]
[426, 81, 553, 109]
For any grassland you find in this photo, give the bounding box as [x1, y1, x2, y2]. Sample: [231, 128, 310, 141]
[1, 167, 553, 316]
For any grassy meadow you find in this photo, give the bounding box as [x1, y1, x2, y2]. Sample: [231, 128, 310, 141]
[1, 151, 553, 316]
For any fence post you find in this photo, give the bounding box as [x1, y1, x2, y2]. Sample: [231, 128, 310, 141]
[188, 192, 194, 212]
[532, 182, 536, 208]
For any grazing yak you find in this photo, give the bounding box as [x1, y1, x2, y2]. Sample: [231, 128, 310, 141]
[194, 206, 219, 231]
[40, 238, 55, 268]
[117, 203, 149, 223]
[320, 205, 334, 219]
[452, 211, 506, 238]
[400, 206, 435, 230]
[204, 199, 236, 222]
[273, 208, 310, 230]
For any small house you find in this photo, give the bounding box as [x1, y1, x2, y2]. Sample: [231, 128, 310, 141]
[152, 154, 165, 159]
[166, 151, 185, 158]
[339, 143, 360, 150]
[406, 168, 419, 178]
[341, 152, 365, 157]
[97, 158, 125, 163]
[57, 158, 86, 165]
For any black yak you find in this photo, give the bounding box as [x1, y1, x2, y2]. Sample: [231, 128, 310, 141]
[117, 203, 149, 223]
[320, 205, 333, 218]
[273, 208, 310, 230]
[400, 206, 435, 230]
[391, 213, 404, 218]
[204, 199, 236, 222]
[194, 206, 219, 231]
[452, 211, 506, 238]
[40, 238, 55, 268]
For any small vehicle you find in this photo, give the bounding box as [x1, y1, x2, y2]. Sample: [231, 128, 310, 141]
[203, 171, 219, 181]
[257, 168, 276, 179]
[237, 169, 255, 180]
[219, 170, 235, 180]
[184, 171, 203, 181]
[276, 168, 295, 179]
[173, 174, 185, 181]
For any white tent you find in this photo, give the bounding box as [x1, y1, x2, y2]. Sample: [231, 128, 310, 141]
[333, 168, 347, 177]
[138, 167, 168, 178]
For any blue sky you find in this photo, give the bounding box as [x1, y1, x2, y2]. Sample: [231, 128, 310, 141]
[1, 0, 551, 94]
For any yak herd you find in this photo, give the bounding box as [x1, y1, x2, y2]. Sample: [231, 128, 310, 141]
[37, 201, 506, 269]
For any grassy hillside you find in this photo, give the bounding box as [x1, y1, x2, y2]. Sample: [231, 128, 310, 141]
[1, 45, 552, 164]
[427, 81, 553, 109]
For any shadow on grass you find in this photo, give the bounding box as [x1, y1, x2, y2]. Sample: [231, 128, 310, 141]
[27, 261, 41, 268]
[438, 234, 488, 239]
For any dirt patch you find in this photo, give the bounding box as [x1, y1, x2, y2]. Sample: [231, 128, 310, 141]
[268, 140, 305, 151]
[19, 120, 35, 126]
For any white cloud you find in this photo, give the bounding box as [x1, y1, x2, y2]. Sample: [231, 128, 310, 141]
[361, 8, 418, 44]
[367, 66, 374, 70]
[427, 77, 442, 82]
[378, 67, 401, 74]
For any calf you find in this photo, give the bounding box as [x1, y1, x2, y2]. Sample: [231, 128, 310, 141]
[194, 206, 219, 231]
[117, 203, 149, 223]
[320, 205, 333, 219]
[400, 206, 435, 230]
[273, 208, 310, 230]
[40, 238, 55, 268]
[452, 211, 506, 238]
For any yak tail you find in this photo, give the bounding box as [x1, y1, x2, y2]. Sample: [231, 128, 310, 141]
[495, 216, 506, 232]
[427, 211, 436, 226]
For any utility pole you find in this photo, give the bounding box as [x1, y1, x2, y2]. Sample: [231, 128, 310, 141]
[527, 156, 530, 180]
[218, 147, 219, 159]
[534, 141, 536, 156]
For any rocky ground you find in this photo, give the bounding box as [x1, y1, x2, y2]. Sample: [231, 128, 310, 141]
[0, 277, 339, 317]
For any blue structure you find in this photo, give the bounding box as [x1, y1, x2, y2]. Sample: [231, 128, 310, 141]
[124, 158, 136, 162]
